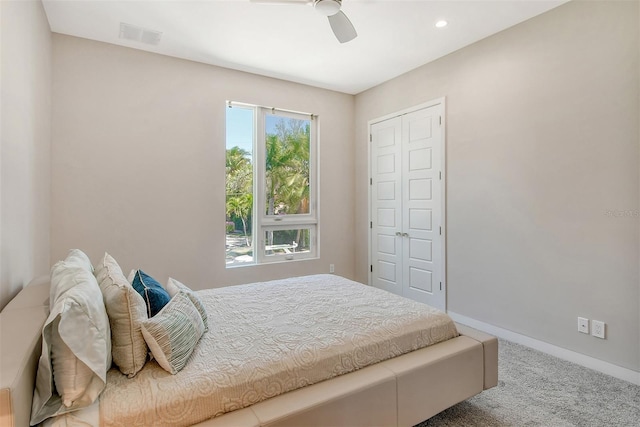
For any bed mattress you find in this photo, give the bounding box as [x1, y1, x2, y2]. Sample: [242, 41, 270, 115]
[95, 274, 458, 426]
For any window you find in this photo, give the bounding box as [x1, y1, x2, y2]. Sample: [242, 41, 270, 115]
[225, 102, 318, 266]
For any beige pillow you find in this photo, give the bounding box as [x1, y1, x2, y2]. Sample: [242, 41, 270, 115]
[166, 278, 208, 331]
[50, 318, 94, 407]
[94, 253, 148, 377]
[141, 291, 205, 375]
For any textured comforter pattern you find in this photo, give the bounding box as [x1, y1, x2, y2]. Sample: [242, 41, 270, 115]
[100, 274, 458, 426]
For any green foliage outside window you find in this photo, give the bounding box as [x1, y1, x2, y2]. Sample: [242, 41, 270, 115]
[226, 117, 311, 251]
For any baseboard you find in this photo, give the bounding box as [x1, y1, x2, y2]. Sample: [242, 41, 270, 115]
[448, 311, 640, 386]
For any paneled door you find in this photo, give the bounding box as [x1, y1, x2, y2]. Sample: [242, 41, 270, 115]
[369, 101, 445, 310]
[370, 116, 403, 296]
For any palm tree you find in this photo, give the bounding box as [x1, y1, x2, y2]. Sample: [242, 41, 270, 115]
[226, 146, 252, 197]
[226, 146, 253, 246]
[226, 146, 250, 171]
[266, 119, 310, 216]
[226, 193, 253, 246]
[265, 118, 311, 248]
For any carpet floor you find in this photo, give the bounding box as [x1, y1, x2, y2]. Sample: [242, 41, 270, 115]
[416, 339, 640, 427]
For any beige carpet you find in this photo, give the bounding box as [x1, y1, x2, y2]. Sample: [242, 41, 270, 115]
[416, 339, 640, 427]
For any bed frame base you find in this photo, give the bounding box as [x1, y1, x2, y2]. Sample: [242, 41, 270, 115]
[198, 329, 495, 427]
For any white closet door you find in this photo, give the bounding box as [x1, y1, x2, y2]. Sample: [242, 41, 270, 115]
[369, 101, 445, 310]
[401, 105, 444, 309]
[370, 116, 403, 296]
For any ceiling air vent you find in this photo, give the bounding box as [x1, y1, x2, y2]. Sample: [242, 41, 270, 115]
[119, 23, 162, 45]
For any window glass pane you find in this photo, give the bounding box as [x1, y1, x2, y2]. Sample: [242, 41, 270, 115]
[226, 102, 317, 267]
[226, 107, 254, 266]
[264, 229, 311, 257]
[265, 114, 311, 216]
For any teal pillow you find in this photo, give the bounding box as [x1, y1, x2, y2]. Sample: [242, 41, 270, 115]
[131, 270, 170, 317]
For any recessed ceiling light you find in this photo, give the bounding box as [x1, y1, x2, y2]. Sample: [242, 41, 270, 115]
[435, 20, 448, 28]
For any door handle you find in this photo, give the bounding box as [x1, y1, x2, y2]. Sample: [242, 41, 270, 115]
[395, 232, 402, 237]
[402, 233, 409, 238]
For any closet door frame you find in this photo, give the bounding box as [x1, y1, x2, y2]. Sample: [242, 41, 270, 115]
[367, 97, 447, 310]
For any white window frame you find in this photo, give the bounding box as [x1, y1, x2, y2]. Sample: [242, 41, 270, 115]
[227, 102, 319, 266]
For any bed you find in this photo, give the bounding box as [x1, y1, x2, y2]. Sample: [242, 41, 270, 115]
[0, 266, 497, 427]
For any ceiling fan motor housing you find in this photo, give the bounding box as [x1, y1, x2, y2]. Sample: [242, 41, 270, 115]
[314, 0, 341, 16]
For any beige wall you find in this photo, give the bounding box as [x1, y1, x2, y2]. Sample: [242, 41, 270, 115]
[51, 35, 355, 290]
[0, 0, 52, 310]
[355, 0, 639, 372]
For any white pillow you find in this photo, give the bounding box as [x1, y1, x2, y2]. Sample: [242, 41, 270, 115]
[140, 291, 205, 375]
[31, 255, 111, 425]
[59, 248, 93, 272]
[166, 278, 208, 331]
[49, 249, 93, 303]
[94, 253, 149, 377]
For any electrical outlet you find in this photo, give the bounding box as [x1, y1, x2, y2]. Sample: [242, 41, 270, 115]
[577, 317, 589, 334]
[329, 264, 335, 273]
[592, 320, 606, 339]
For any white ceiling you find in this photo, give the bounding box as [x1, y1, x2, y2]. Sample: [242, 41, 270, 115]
[41, 0, 568, 95]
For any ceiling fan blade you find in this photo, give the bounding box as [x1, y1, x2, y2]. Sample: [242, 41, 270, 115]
[327, 10, 357, 43]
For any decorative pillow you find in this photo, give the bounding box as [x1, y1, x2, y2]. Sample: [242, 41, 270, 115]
[31, 255, 111, 425]
[49, 249, 93, 304]
[50, 318, 94, 407]
[131, 270, 171, 318]
[140, 291, 205, 375]
[94, 253, 149, 377]
[166, 278, 208, 331]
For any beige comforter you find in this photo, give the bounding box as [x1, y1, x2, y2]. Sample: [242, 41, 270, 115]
[99, 274, 458, 426]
